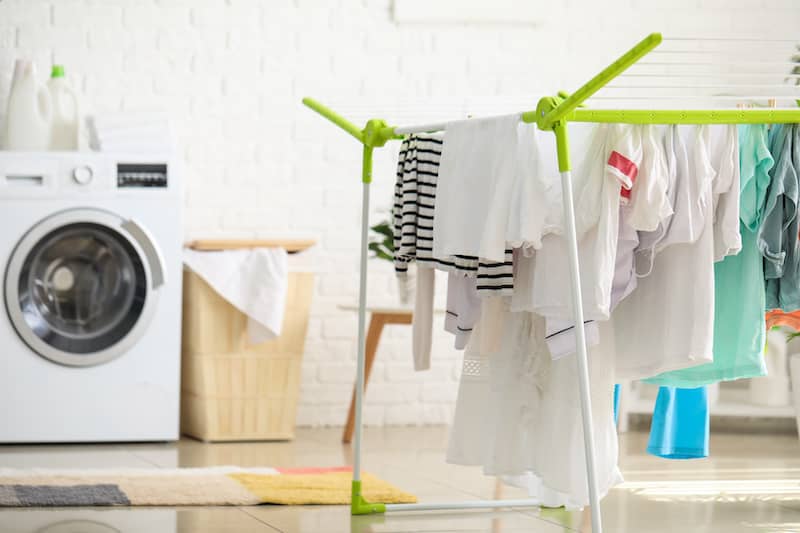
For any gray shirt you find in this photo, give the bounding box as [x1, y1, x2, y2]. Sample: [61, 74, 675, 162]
[760, 124, 800, 310]
[774, 125, 800, 311]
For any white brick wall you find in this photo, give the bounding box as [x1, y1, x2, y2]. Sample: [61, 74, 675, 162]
[1, 0, 798, 428]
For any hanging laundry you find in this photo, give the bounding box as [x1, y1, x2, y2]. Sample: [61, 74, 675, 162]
[505, 124, 562, 252]
[635, 125, 678, 274]
[446, 301, 621, 509]
[412, 265, 435, 371]
[609, 124, 673, 316]
[777, 124, 800, 309]
[530, 123, 641, 322]
[647, 386, 710, 459]
[628, 124, 674, 232]
[444, 273, 480, 350]
[392, 133, 514, 370]
[647, 125, 768, 386]
[711, 124, 743, 261]
[762, 124, 800, 311]
[511, 246, 601, 359]
[614, 125, 717, 380]
[611, 206, 639, 309]
[393, 134, 514, 294]
[760, 125, 797, 292]
[434, 114, 545, 263]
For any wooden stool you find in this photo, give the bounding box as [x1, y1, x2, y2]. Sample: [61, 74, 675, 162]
[339, 305, 413, 443]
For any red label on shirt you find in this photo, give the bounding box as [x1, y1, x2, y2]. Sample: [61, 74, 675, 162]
[608, 150, 639, 205]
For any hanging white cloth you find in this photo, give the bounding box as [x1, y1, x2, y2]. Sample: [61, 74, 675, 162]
[613, 125, 718, 380]
[434, 114, 549, 263]
[446, 299, 621, 509]
[529, 123, 642, 321]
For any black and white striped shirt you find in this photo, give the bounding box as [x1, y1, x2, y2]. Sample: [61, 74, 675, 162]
[392, 134, 514, 295]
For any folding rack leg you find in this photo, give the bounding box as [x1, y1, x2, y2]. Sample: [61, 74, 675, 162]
[553, 121, 603, 533]
[351, 144, 387, 515]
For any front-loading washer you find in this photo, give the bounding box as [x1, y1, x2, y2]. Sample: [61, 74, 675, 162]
[0, 152, 182, 442]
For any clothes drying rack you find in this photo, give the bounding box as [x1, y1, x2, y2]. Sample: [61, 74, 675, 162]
[302, 32, 800, 533]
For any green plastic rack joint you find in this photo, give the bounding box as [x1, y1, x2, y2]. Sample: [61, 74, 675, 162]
[361, 145, 374, 184]
[553, 121, 571, 173]
[531, 94, 572, 172]
[351, 480, 386, 515]
[360, 118, 399, 183]
[362, 118, 395, 148]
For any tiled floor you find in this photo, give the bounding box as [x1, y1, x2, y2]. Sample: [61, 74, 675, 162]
[1, 427, 800, 532]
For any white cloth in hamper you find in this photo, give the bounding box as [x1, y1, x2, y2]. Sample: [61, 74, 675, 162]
[183, 248, 289, 344]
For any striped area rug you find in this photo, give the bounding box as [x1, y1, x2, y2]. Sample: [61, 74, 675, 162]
[0, 466, 416, 507]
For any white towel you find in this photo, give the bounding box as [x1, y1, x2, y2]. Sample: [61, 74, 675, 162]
[183, 248, 289, 344]
[433, 114, 523, 263]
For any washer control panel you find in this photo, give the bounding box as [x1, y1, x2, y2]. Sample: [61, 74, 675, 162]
[117, 163, 168, 188]
[72, 165, 94, 185]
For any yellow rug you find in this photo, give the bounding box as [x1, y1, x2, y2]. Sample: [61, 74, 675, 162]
[0, 466, 417, 507]
[231, 470, 416, 505]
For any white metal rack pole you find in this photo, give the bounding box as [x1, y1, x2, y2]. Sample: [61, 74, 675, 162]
[352, 174, 371, 484]
[558, 167, 603, 532]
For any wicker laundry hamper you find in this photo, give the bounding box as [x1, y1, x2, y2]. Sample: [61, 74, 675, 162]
[180, 247, 314, 442]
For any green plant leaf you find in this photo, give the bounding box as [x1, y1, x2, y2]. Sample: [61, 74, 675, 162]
[368, 241, 394, 262]
[369, 219, 394, 256]
[371, 222, 394, 239]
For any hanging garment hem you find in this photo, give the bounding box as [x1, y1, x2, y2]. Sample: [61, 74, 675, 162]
[646, 445, 708, 460]
[616, 354, 713, 382]
[641, 362, 767, 387]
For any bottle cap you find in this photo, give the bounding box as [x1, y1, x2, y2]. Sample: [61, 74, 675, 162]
[51, 65, 65, 78]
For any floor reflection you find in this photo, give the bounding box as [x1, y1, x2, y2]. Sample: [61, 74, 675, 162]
[0, 509, 176, 533]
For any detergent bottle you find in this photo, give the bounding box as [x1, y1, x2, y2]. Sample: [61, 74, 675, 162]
[47, 65, 79, 150]
[3, 60, 52, 150]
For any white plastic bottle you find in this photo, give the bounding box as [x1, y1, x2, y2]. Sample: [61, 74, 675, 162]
[47, 65, 79, 150]
[3, 60, 52, 150]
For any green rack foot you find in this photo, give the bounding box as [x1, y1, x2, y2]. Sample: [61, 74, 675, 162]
[351, 480, 386, 515]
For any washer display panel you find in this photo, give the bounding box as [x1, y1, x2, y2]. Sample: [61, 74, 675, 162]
[5, 209, 161, 367]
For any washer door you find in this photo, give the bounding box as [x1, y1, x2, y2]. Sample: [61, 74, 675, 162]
[4, 208, 165, 367]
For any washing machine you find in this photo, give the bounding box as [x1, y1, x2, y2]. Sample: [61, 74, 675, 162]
[0, 152, 182, 442]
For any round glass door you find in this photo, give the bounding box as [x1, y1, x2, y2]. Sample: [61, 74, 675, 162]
[5, 209, 160, 367]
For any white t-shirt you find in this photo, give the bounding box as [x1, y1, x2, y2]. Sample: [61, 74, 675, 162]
[613, 125, 718, 380]
[529, 123, 642, 321]
[635, 126, 678, 275]
[434, 114, 539, 263]
[711, 124, 742, 261]
[628, 124, 673, 232]
[642, 124, 742, 386]
[505, 126, 561, 253]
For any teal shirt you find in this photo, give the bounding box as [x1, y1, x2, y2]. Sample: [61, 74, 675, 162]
[647, 125, 773, 387]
